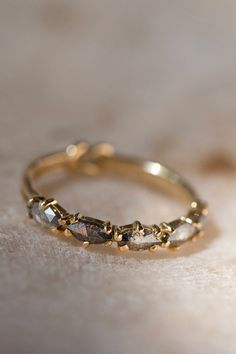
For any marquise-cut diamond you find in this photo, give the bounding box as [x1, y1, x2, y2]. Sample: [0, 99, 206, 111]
[29, 202, 61, 229]
[168, 223, 196, 247]
[119, 228, 161, 251]
[29, 201, 43, 225]
[67, 220, 112, 244]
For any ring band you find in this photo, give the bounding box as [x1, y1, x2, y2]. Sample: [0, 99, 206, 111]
[21, 142, 208, 252]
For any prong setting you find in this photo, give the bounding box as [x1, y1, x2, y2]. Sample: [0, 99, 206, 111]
[132, 220, 144, 232]
[104, 221, 112, 234]
[83, 241, 90, 248]
[119, 245, 129, 252]
[113, 227, 123, 242]
[51, 227, 61, 235]
[64, 229, 72, 237]
[23, 143, 208, 253]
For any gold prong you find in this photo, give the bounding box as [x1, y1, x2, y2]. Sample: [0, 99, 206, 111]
[83, 241, 90, 248]
[104, 221, 112, 234]
[27, 198, 34, 209]
[41, 198, 57, 207]
[64, 229, 72, 237]
[149, 244, 158, 252]
[160, 222, 172, 234]
[119, 245, 129, 252]
[113, 228, 123, 242]
[161, 241, 170, 248]
[151, 224, 161, 235]
[74, 213, 83, 222]
[114, 234, 122, 242]
[185, 217, 193, 224]
[192, 222, 202, 230]
[132, 220, 143, 232]
[191, 201, 198, 209]
[59, 213, 74, 226]
[104, 240, 113, 247]
[51, 227, 61, 235]
[49, 199, 58, 206]
[27, 196, 43, 208]
[59, 218, 67, 226]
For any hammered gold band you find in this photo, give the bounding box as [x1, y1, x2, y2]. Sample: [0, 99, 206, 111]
[21, 142, 208, 252]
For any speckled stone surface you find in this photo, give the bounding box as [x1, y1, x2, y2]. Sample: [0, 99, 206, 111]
[1, 1, 236, 354]
[119, 227, 162, 250]
[67, 220, 112, 244]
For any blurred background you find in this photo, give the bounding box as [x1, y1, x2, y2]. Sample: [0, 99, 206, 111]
[1, 1, 236, 354]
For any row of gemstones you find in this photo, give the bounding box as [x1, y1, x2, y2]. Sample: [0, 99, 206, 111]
[28, 197, 207, 251]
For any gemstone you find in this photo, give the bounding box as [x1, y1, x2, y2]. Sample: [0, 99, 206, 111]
[40, 206, 61, 228]
[29, 201, 43, 225]
[168, 223, 196, 247]
[119, 227, 161, 251]
[67, 219, 112, 244]
[29, 201, 62, 229]
[187, 210, 207, 226]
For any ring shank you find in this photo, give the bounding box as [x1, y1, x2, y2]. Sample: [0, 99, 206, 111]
[22, 146, 198, 205]
[21, 143, 207, 251]
[99, 155, 198, 202]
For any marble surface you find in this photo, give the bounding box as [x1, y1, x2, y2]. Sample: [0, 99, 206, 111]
[1, 1, 236, 353]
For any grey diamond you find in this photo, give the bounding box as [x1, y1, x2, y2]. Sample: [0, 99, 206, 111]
[168, 223, 196, 247]
[67, 220, 111, 244]
[41, 206, 60, 228]
[29, 201, 43, 225]
[119, 228, 161, 251]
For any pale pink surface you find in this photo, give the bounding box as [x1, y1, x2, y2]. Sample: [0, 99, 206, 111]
[0, 1, 236, 354]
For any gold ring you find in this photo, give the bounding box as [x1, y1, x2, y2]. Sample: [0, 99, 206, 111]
[21, 141, 208, 252]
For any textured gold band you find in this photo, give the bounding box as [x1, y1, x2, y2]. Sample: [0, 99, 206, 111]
[21, 142, 208, 252]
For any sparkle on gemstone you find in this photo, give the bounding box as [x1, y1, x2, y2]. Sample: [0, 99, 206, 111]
[42, 206, 60, 227]
[29, 202, 61, 229]
[67, 220, 112, 244]
[119, 227, 161, 251]
[168, 223, 196, 247]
